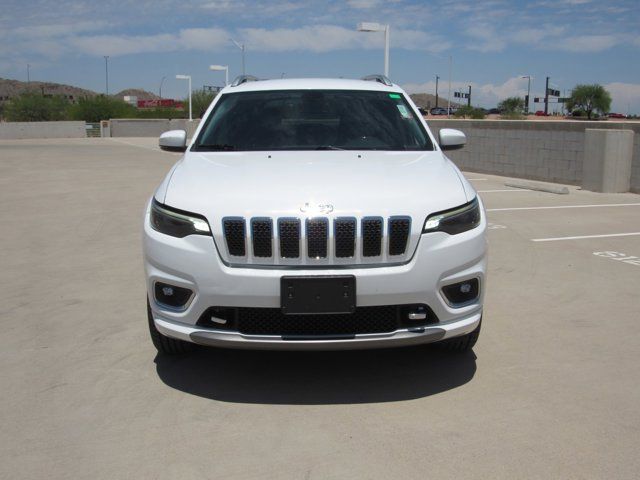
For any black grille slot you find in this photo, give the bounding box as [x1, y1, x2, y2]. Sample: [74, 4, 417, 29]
[237, 306, 398, 336]
[388, 217, 411, 256]
[334, 218, 356, 258]
[278, 218, 301, 258]
[223, 218, 246, 256]
[362, 218, 383, 257]
[251, 218, 272, 257]
[197, 304, 438, 336]
[306, 218, 328, 258]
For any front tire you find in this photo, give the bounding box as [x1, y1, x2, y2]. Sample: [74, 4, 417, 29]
[147, 299, 194, 355]
[440, 318, 481, 352]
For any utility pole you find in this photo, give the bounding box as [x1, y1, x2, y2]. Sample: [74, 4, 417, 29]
[159, 76, 166, 100]
[435, 75, 439, 108]
[447, 55, 452, 118]
[104, 56, 110, 95]
[467, 85, 472, 107]
[27, 64, 30, 84]
[544, 76, 550, 116]
[521, 75, 531, 114]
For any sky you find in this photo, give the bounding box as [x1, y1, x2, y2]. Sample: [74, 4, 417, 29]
[1, 0, 639, 113]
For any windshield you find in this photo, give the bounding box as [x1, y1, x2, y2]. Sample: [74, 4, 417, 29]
[193, 89, 434, 151]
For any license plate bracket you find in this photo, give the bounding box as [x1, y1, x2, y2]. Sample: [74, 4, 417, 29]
[281, 275, 356, 315]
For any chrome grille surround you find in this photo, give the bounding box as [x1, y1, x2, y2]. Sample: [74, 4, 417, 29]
[217, 215, 416, 267]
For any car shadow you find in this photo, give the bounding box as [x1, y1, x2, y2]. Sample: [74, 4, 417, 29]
[155, 345, 477, 405]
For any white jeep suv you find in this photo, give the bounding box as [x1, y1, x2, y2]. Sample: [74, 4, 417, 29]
[143, 75, 487, 354]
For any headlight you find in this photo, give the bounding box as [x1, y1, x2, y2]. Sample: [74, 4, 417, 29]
[150, 199, 211, 238]
[423, 197, 481, 235]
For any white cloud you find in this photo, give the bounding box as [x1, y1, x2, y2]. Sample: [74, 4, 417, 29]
[465, 24, 506, 53]
[403, 76, 530, 107]
[512, 25, 565, 46]
[1, 22, 451, 59]
[240, 25, 450, 54]
[63, 28, 229, 56]
[11, 21, 111, 38]
[604, 82, 640, 113]
[558, 35, 619, 53]
[347, 0, 382, 8]
[403, 78, 640, 113]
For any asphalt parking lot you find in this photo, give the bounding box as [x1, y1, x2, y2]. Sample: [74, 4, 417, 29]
[1, 137, 639, 479]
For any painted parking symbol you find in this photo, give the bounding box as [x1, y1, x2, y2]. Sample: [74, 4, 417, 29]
[593, 251, 640, 267]
[488, 223, 507, 230]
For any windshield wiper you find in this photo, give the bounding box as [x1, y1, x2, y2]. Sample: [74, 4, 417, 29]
[196, 144, 236, 151]
[315, 145, 345, 150]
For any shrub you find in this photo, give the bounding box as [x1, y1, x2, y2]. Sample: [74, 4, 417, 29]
[4, 93, 70, 121]
[498, 97, 525, 119]
[454, 105, 486, 119]
[67, 96, 137, 122]
[190, 90, 218, 119]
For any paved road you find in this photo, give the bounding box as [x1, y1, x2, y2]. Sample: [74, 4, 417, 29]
[1, 138, 639, 479]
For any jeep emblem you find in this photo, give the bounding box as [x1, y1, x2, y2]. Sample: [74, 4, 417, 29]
[300, 202, 334, 214]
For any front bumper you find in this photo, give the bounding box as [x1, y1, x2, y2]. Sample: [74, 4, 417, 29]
[143, 200, 487, 350]
[154, 311, 481, 350]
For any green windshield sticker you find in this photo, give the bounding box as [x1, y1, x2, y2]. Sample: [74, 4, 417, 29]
[396, 104, 411, 118]
[389, 93, 401, 99]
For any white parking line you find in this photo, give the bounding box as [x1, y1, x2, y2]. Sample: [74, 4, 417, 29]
[532, 232, 640, 242]
[109, 138, 180, 155]
[478, 189, 530, 193]
[488, 203, 640, 212]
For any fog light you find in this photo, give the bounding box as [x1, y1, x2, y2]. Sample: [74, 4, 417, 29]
[162, 286, 174, 296]
[154, 282, 193, 309]
[442, 279, 479, 306]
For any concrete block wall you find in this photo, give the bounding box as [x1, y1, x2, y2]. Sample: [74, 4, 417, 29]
[632, 133, 640, 193]
[0, 121, 87, 139]
[109, 119, 171, 137]
[109, 118, 201, 138]
[427, 119, 640, 191]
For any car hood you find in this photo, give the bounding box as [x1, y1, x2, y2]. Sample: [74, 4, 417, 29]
[161, 150, 471, 219]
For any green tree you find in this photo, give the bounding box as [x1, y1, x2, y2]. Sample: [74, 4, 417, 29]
[67, 95, 137, 122]
[190, 90, 217, 119]
[454, 105, 486, 119]
[566, 84, 611, 120]
[135, 107, 187, 119]
[4, 93, 70, 121]
[498, 97, 525, 119]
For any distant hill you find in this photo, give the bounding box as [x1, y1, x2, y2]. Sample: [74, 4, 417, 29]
[113, 88, 159, 101]
[0, 78, 159, 103]
[0, 78, 97, 102]
[409, 93, 462, 110]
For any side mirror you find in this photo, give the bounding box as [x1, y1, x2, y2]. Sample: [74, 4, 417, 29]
[439, 128, 466, 151]
[159, 130, 187, 152]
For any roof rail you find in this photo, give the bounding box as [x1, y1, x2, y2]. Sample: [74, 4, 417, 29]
[361, 74, 393, 87]
[230, 75, 260, 87]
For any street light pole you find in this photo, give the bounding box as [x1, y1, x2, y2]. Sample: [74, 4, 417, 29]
[104, 56, 109, 95]
[383, 24, 390, 77]
[435, 75, 439, 108]
[27, 64, 30, 84]
[176, 74, 192, 121]
[356, 22, 390, 77]
[230, 39, 245, 75]
[209, 65, 229, 86]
